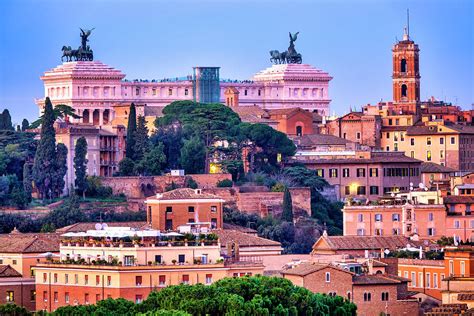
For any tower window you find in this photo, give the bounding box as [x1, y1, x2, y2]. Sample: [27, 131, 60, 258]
[401, 84, 408, 97]
[296, 126, 303, 136]
[401, 59, 407, 73]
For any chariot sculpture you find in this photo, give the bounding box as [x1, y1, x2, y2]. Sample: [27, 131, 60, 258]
[61, 28, 95, 62]
[270, 32, 302, 64]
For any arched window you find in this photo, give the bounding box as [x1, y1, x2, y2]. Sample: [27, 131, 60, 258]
[82, 109, 90, 124]
[401, 84, 408, 97]
[401, 59, 407, 73]
[296, 126, 303, 136]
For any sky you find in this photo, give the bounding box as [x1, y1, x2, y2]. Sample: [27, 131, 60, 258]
[0, 0, 473, 125]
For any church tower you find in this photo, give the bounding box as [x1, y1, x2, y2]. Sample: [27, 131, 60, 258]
[392, 20, 420, 114]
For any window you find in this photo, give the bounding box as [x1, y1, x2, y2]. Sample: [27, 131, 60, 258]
[135, 295, 143, 304]
[404, 271, 409, 279]
[211, 218, 217, 228]
[188, 206, 195, 213]
[6, 291, 14, 302]
[107, 276, 112, 286]
[375, 214, 383, 222]
[155, 255, 162, 264]
[440, 138, 444, 145]
[84, 275, 89, 285]
[152, 88, 156, 96]
[205, 274, 212, 284]
[74, 274, 78, 284]
[135, 88, 140, 96]
[419, 272, 423, 288]
[401, 84, 407, 97]
[357, 229, 365, 236]
[427, 151, 432, 161]
[184, 89, 189, 96]
[159, 275, 166, 286]
[426, 273, 431, 288]
[356, 132, 361, 140]
[65, 292, 69, 304]
[43, 273, 47, 283]
[370, 186, 379, 195]
[178, 254, 185, 263]
[296, 126, 303, 136]
[411, 272, 416, 287]
[357, 168, 366, 177]
[451, 137, 455, 144]
[410, 151, 415, 158]
[343, 133, 347, 139]
[374, 228, 383, 236]
[165, 219, 173, 230]
[440, 150, 444, 159]
[329, 169, 338, 178]
[328, 292, 337, 297]
[53, 273, 58, 283]
[211, 206, 217, 213]
[357, 186, 366, 195]
[381, 292, 389, 301]
[43, 291, 47, 302]
[325, 272, 330, 282]
[410, 138, 415, 146]
[316, 169, 324, 177]
[85, 293, 89, 304]
[401, 59, 407, 72]
[454, 220, 460, 229]
[427, 137, 432, 145]
[54, 292, 58, 303]
[396, 118, 400, 125]
[342, 168, 350, 178]
[244, 90, 248, 96]
[124, 255, 135, 266]
[136, 276, 142, 286]
[389, 119, 393, 125]
[358, 214, 364, 222]
[182, 274, 190, 284]
[461, 261, 466, 277]
[392, 228, 400, 235]
[386, 132, 390, 139]
[392, 214, 400, 221]
[427, 228, 435, 236]
[96, 294, 100, 303]
[258, 89, 261, 96]
[95, 275, 100, 285]
[433, 273, 438, 288]
[168, 88, 172, 96]
[363, 292, 371, 302]
[345, 186, 350, 195]
[12, 259, 16, 265]
[369, 168, 378, 177]
[166, 206, 173, 213]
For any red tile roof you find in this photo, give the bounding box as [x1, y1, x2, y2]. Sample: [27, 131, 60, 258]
[154, 188, 223, 200]
[444, 196, 474, 204]
[281, 262, 350, 276]
[0, 233, 61, 253]
[420, 162, 455, 173]
[0, 265, 22, 278]
[314, 235, 421, 251]
[352, 274, 409, 285]
[213, 229, 281, 248]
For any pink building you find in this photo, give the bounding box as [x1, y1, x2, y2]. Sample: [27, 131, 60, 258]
[36, 61, 332, 119]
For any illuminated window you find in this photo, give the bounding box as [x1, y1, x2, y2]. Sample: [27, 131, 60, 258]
[342, 168, 350, 177]
[329, 169, 338, 178]
[427, 151, 432, 161]
[205, 274, 212, 284]
[6, 291, 14, 302]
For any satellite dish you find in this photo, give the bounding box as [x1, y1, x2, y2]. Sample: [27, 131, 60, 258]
[95, 223, 102, 230]
[410, 182, 414, 187]
[102, 223, 108, 229]
[419, 183, 425, 189]
[384, 249, 390, 255]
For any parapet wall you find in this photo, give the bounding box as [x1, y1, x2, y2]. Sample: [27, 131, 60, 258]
[100, 174, 232, 199]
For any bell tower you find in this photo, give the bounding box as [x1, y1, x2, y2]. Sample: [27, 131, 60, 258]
[392, 13, 420, 114]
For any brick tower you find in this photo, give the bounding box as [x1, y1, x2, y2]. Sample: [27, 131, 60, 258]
[392, 26, 420, 114]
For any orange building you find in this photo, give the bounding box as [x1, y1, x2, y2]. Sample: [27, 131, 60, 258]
[34, 226, 264, 312]
[0, 265, 36, 311]
[343, 203, 447, 239]
[145, 188, 224, 231]
[267, 108, 314, 136]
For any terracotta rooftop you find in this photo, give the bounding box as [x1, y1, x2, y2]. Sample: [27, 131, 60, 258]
[152, 188, 223, 201]
[281, 262, 349, 276]
[222, 223, 257, 234]
[444, 196, 474, 204]
[421, 162, 455, 173]
[314, 235, 421, 251]
[213, 229, 281, 248]
[295, 134, 352, 147]
[0, 233, 61, 253]
[57, 222, 148, 233]
[267, 108, 305, 116]
[0, 265, 22, 278]
[295, 154, 421, 165]
[352, 274, 409, 285]
[407, 124, 474, 136]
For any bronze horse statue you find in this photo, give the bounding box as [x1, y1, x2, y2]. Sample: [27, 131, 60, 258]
[61, 46, 78, 62]
[269, 50, 288, 64]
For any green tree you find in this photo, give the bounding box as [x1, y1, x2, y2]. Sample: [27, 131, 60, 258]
[0, 109, 14, 130]
[22, 163, 32, 203]
[21, 118, 29, 131]
[43, 190, 85, 228]
[29, 104, 80, 129]
[180, 136, 205, 174]
[53, 143, 68, 197]
[134, 115, 149, 161]
[11, 185, 29, 209]
[125, 103, 137, 159]
[0, 303, 31, 316]
[118, 157, 135, 176]
[135, 143, 166, 175]
[281, 187, 293, 223]
[32, 97, 57, 200]
[74, 137, 88, 198]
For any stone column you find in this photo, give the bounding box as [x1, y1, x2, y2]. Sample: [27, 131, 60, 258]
[89, 109, 93, 124]
[99, 109, 104, 126]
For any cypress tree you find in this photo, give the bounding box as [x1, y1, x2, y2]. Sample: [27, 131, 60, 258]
[281, 187, 294, 223]
[0, 109, 13, 130]
[32, 97, 57, 200]
[54, 143, 68, 197]
[21, 119, 29, 131]
[133, 115, 149, 161]
[125, 103, 137, 159]
[22, 163, 32, 203]
[74, 137, 88, 198]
